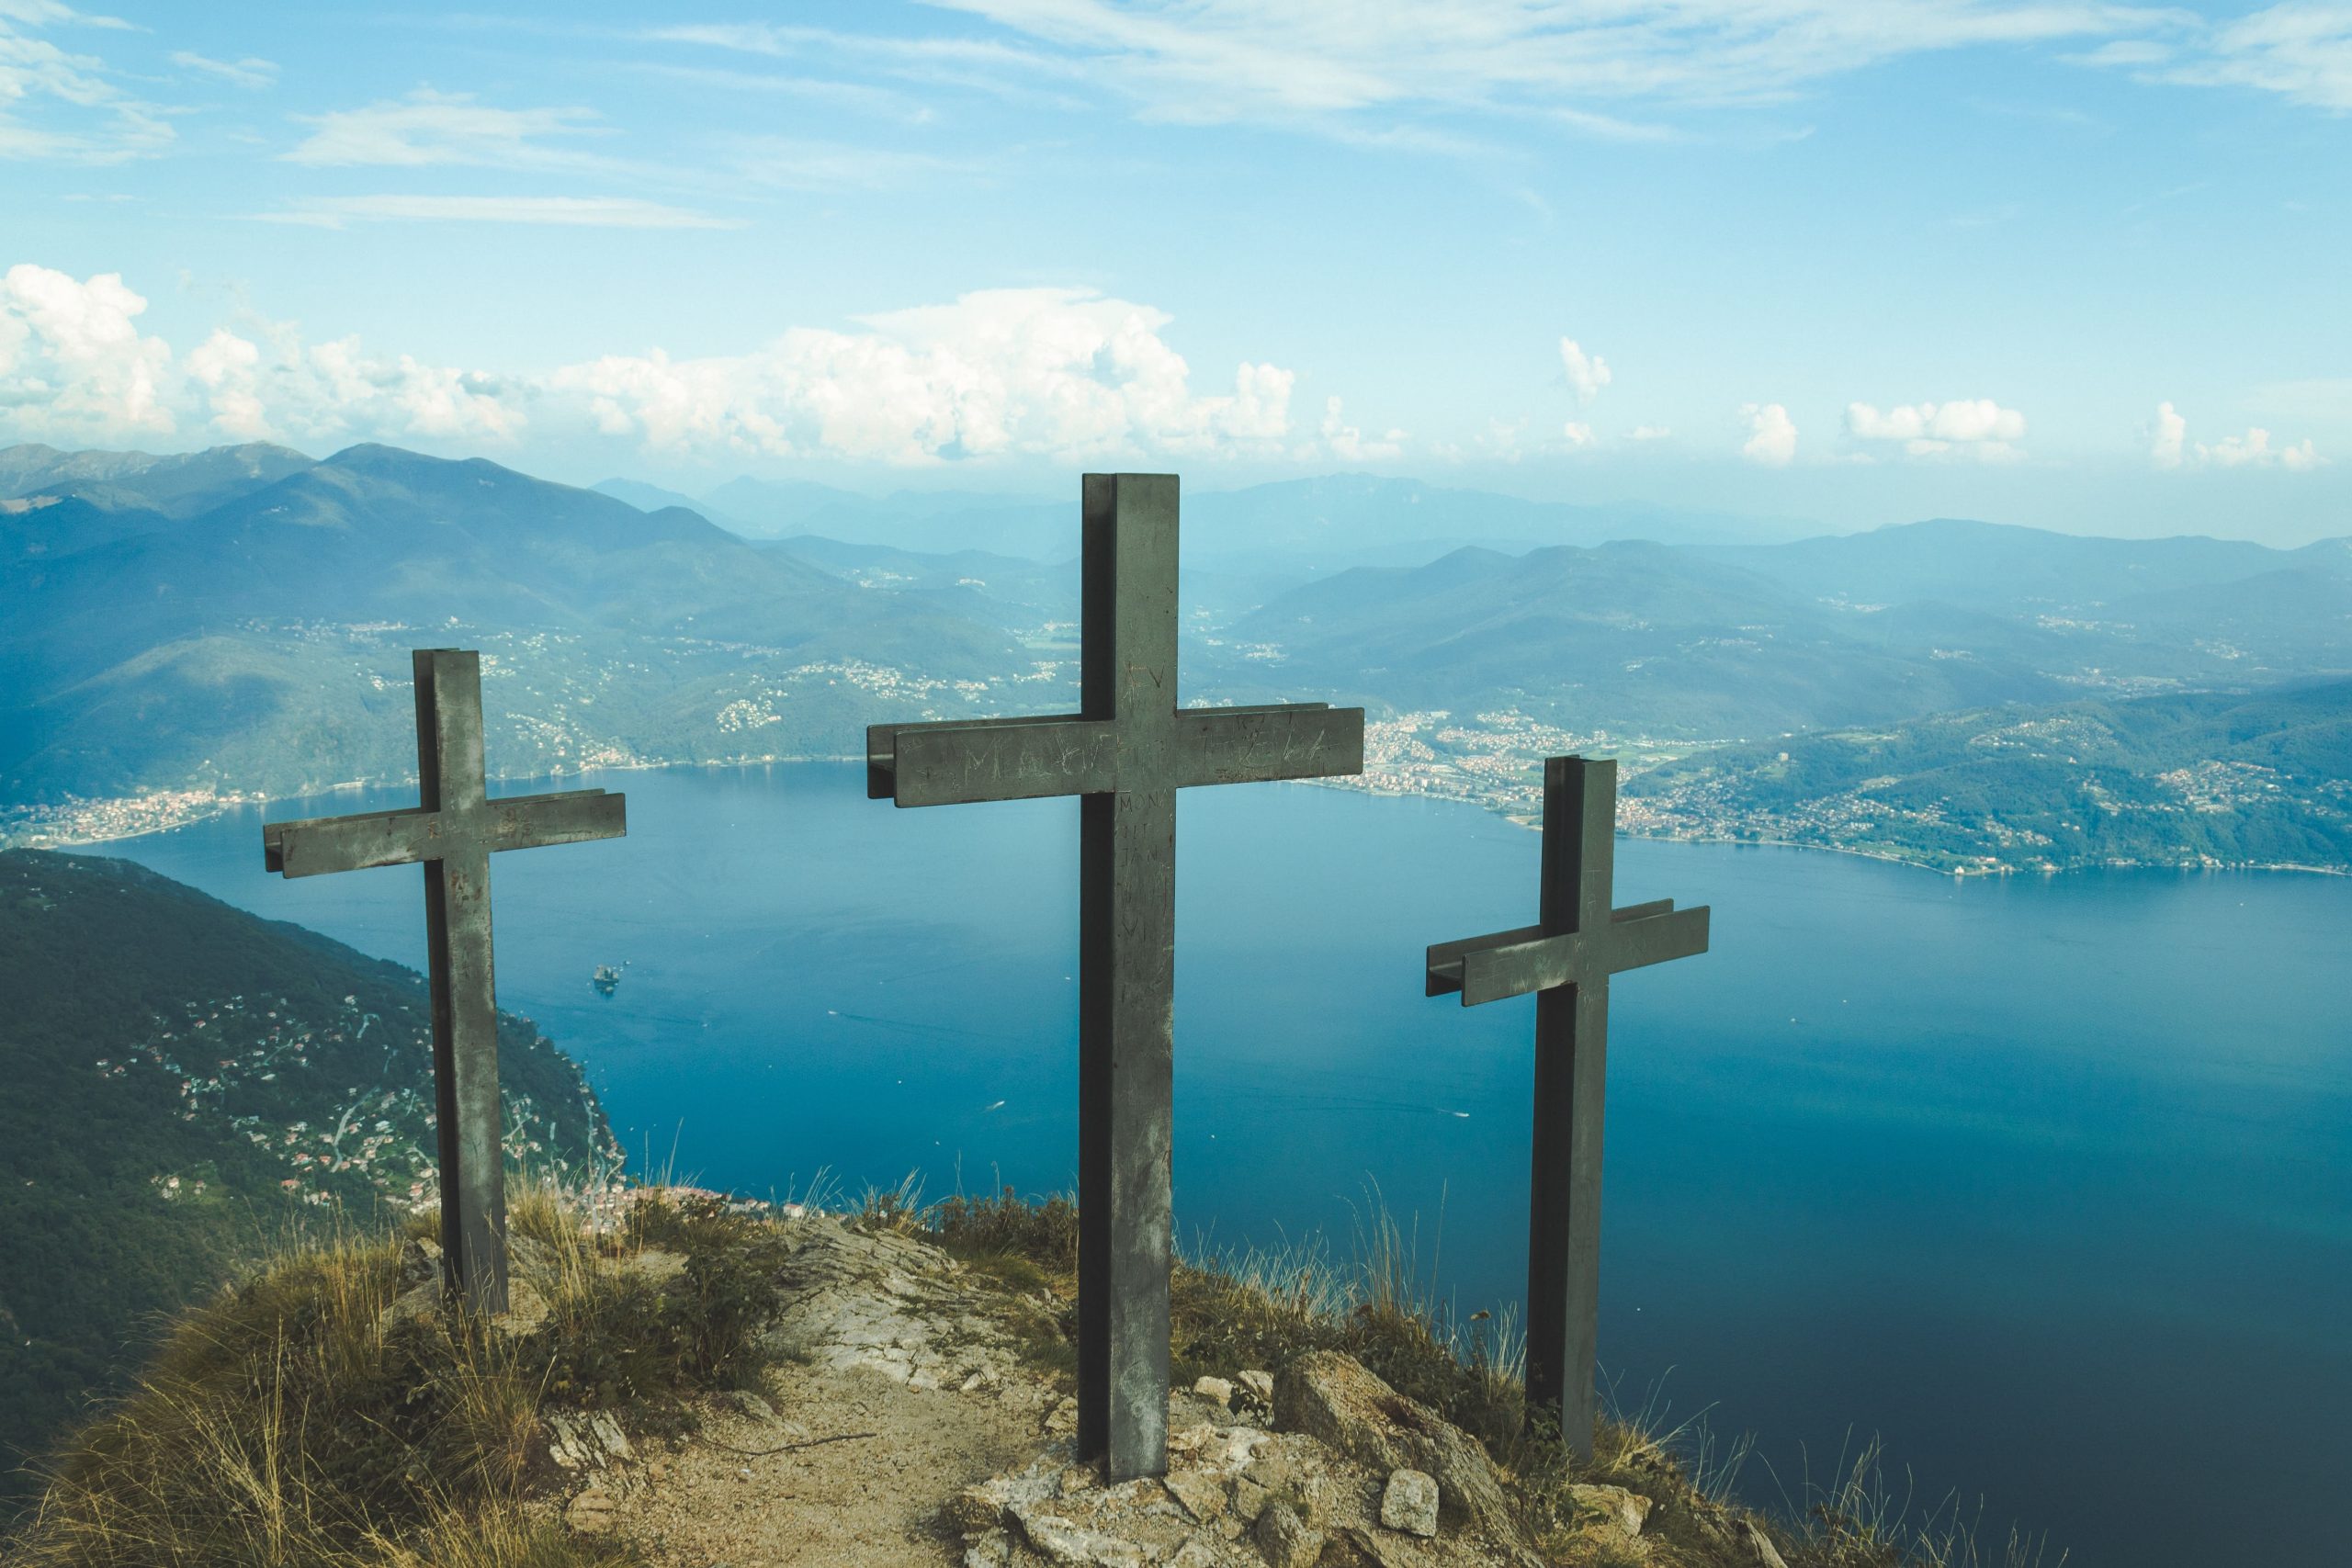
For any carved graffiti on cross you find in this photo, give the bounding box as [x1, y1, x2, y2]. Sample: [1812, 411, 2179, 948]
[262, 649, 627, 1314]
[1424, 755, 1708, 1461]
[866, 473, 1365, 1481]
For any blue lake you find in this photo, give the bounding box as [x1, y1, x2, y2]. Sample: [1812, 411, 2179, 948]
[104, 763, 2351, 1567]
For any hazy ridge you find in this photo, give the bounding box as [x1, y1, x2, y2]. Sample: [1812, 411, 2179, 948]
[7, 440, 2348, 871]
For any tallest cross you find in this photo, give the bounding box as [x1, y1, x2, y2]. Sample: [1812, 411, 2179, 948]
[867, 473, 1365, 1479]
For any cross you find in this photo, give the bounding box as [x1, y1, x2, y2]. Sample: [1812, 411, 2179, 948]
[866, 473, 1364, 1480]
[262, 649, 626, 1313]
[1424, 755, 1708, 1460]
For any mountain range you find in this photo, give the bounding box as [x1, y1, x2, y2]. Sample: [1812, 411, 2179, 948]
[6, 439, 2348, 870]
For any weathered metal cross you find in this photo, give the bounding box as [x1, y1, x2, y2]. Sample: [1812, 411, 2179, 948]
[867, 473, 1365, 1479]
[1424, 755, 1708, 1459]
[262, 649, 627, 1312]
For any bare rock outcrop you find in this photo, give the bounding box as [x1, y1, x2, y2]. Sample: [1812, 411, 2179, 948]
[947, 1361, 1540, 1567]
[1272, 1351, 1521, 1545]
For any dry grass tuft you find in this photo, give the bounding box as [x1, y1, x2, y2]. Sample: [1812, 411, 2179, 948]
[5, 1179, 793, 1568]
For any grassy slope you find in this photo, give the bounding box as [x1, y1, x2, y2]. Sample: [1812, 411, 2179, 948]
[5, 1182, 2049, 1568]
[0, 850, 614, 1511]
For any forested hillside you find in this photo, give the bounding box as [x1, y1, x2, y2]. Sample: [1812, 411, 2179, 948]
[1619, 681, 2352, 874]
[0, 849, 615, 1512]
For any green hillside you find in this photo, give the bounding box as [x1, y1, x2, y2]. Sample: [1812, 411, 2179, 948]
[1620, 681, 2352, 874]
[0, 848, 616, 1510]
[1, 443, 1042, 819]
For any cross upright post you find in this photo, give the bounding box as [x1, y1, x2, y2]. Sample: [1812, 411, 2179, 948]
[262, 649, 627, 1313]
[1424, 755, 1709, 1459]
[867, 473, 1365, 1480]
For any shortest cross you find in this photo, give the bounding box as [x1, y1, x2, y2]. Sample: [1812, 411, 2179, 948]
[1424, 755, 1708, 1459]
[263, 649, 626, 1313]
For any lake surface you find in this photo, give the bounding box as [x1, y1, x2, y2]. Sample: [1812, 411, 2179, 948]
[104, 764, 2350, 1567]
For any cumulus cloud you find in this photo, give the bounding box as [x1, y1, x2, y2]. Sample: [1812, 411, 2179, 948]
[0, 264, 1378, 468]
[0, 264, 175, 437]
[185, 320, 528, 445]
[1321, 395, 1404, 462]
[556, 288, 1300, 465]
[1845, 398, 2027, 460]
[1629, 423, 1671, 440]
[2151, 398, 2188, 468]
[1740, 401, 1796, 466]
[1558, 337, 1611, 405]
[2152, 400, 2324, 470]
[1561, 420, 1596, 449]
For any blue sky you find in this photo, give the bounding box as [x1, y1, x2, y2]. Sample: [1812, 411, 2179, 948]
[4, 1, 2350, 540]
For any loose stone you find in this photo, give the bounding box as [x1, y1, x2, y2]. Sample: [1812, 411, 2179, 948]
[1380, 1468, 1441, 1538]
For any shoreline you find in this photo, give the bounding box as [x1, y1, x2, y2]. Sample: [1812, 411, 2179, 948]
[10, 756, 2346, 881]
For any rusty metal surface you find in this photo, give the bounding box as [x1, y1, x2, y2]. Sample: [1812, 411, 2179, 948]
[260, 649, 627, 1314]
[867, 473, 1365, 1480]
[1422, 755, 1710, 1460]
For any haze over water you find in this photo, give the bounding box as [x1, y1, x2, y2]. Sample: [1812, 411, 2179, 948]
[107, 763, 2351, 1568]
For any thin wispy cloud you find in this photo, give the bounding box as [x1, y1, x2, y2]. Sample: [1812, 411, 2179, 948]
[254, 195, 742, 230]
[283, 87, 609, 169]
[0, 2, 172, 161]
[725, 135, 963, 191]
[2088, 5, 2352, 112]
[171, 50, 276, 90]
[913, 0, 2177, 125]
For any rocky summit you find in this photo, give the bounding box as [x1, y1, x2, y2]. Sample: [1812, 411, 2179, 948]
[541, 1212, 1702, 1567]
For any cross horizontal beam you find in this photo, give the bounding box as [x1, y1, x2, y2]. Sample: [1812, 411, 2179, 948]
[866, 702, 1363, 807]
[264, 788, 626, 877]
[1426, 898, 1709, 1006]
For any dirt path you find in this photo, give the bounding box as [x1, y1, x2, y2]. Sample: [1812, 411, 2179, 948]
[615, 1218, 1067, 1567]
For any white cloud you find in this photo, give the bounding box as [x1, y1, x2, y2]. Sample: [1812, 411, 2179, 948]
[0, 265, 1365, 468]
[727, 135, 959, 190]
[1558, 336, 1611, 406]
[171, 51, 277, 90]
[0, 263, 174, 436]
[555, 288, 1299, 465]
[913, 0, 2165, 129]
[1321, 395, 1404, 462]
[1740, 401, 1796, 466]
[1846, 398, 2026, 460]
[1561, 420, 1596, 449]
[2087, 6, 2352, 112]
[0, 4, 171, 161]
[2150, 400, 2325, 470]
[1629, 423, 1671, 440]
[257, 196, 741, 230]
[184, 319, 528, 445]
[2151, 399, 2188, 468]
[284, 88, 605, 168]
[2154, 401, 2324, 469]
[662, 2, 2352, 147]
